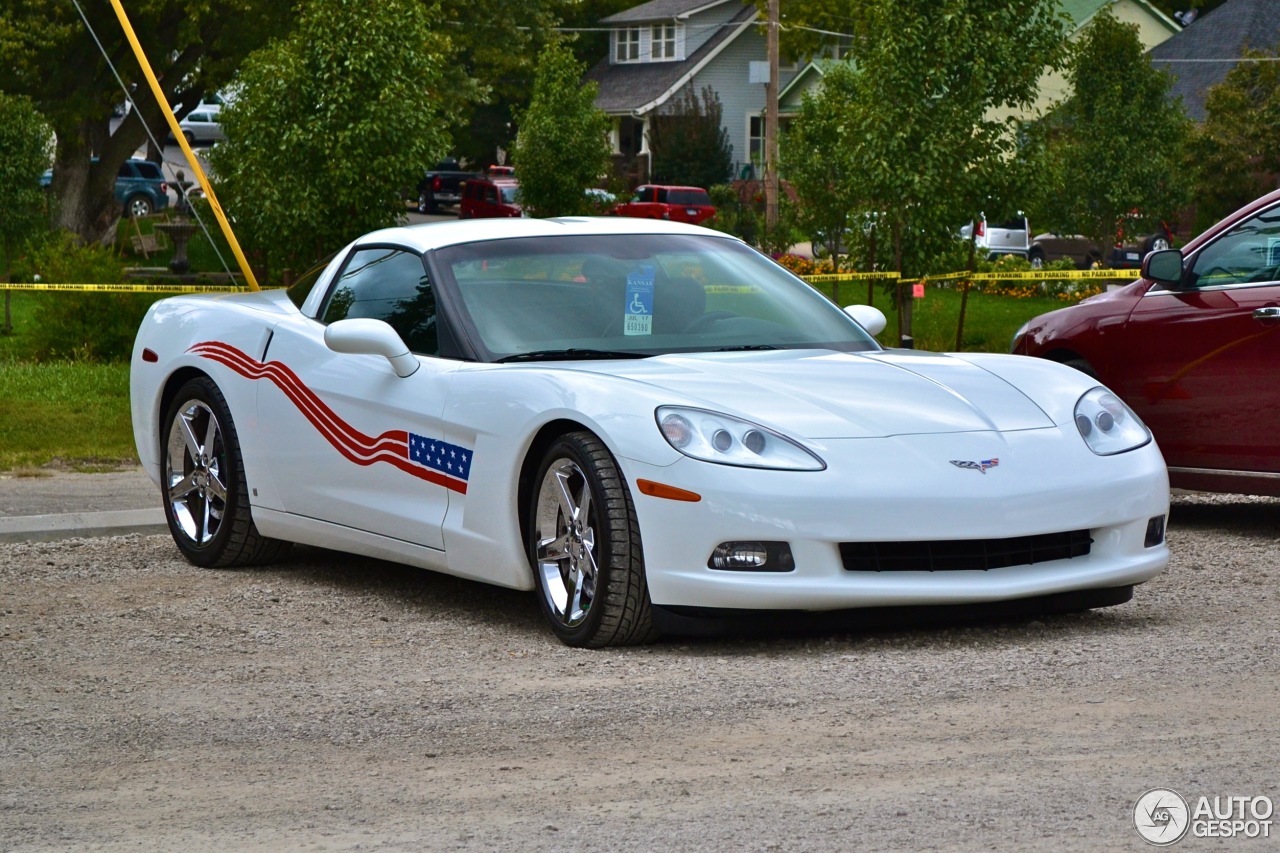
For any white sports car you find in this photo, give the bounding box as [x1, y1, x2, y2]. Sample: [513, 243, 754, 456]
[130, 217, 1170, 647]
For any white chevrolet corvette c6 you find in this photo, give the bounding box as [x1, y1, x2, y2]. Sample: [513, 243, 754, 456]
[130, 217, 1170, 647]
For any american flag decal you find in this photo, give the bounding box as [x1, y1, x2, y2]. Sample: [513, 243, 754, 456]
[950, 457, 1000, 474]
[189, 341, 472, 494]
[409, 434, 472, 484]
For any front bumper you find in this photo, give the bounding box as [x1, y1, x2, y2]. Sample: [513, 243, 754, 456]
[626, 427, 1170, 611]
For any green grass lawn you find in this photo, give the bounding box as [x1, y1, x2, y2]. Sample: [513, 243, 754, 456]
[0, 282, 1077, 472]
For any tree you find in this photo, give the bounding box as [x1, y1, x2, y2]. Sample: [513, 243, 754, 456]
[0, 0, 293, 244]
[204, 0, 459, 281]
[0, 93, 52, 334]
[511, 40, 611, 218]
[1033, 10, 1190, 254]
[647, 86, 733, 190]
[1185, 48, 1280, 230]
[778, 0, 1070, 343]
[783, 64, 866, 272]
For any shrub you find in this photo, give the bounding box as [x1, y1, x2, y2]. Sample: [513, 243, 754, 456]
[24, 231, 164, 362]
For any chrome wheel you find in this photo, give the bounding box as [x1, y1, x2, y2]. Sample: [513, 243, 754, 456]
[165, 397, 228, 546]
[533, 457, 598, 628]
[126, 195, 152, 218]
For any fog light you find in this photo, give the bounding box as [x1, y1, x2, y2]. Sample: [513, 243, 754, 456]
[1144, 515, 1166, 548]
[708, 541, 795, 572]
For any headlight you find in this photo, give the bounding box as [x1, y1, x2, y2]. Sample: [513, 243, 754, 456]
[656, 406, 825, 471]
[1073, 387, 1151, 455]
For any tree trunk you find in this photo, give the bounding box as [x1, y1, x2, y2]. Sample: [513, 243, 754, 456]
[893, 224, 911, 347]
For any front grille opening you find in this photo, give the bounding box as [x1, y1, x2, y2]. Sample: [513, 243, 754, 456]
[840, 529, 1092, 572]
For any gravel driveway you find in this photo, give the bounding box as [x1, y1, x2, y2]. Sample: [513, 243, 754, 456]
[2, 492, 1277, 851]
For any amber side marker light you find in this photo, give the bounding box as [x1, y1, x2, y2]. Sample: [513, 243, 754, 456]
[142, 348, 159, 363]
[636, 479, 701, 502]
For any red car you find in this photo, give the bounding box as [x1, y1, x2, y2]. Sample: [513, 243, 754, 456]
[459, 177, 521, 219]
[613, 184, 716, 225]
[1013, 188, 1280, 495]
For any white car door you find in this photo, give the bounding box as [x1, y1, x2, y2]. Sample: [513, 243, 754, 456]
[255, 246, 462, 551]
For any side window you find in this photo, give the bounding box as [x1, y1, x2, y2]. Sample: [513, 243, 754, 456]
[1189, 205, 1280, 288]
[320, 247, 438, 356]
[656, 187, 669, 204]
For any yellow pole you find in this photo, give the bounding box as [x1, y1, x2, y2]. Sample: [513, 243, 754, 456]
[106, 0, 260, 290]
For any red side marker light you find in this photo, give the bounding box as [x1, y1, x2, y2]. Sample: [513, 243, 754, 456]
[636, 479, 701, 502]
[141, 348, 159, 363]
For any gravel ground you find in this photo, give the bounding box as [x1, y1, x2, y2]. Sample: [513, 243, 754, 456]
[2, 492, 1278, 852]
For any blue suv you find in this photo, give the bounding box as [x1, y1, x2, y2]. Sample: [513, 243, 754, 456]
[41, 158, 171, 218]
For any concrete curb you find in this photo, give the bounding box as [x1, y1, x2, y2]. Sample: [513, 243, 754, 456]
[0, 509, 167, 543]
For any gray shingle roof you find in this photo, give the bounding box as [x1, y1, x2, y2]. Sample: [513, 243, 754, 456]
[602, 0, 735, 25]
[587, 3, 756, 114]
[1148, 0, 1280, 121]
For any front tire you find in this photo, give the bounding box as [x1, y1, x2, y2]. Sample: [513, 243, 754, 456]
[161, 377, 289, 568]
[527, 432, 655, 648]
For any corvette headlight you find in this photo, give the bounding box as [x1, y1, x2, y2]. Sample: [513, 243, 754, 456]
[656, 406, 825, 471]
[1073, 388, 1150, 455]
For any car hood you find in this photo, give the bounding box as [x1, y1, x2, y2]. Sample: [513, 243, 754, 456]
[564, 349, 1055, 439]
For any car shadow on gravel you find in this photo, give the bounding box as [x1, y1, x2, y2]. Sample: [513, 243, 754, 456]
[1169, 495, 1280, 539]
[255, 544, 547, 636]
[244, 544, 1152, 649]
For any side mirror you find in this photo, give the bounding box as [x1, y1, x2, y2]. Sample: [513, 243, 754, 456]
[324, 318, 420, 378]
[844, 304, 888, 336]
[1142, 248, 1184, 286]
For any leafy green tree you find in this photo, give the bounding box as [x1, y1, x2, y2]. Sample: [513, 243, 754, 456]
[647, 86, 733, 190]
[208, 0, 459, 281]
[1032, 10, 1190, 254]
[1185, 48, 1280, 230]
[783, 64, 867, 272]
[0, 93, 52, 334]
[0, 0, 292, 244]
[779, 0, 1070, 343]
[511, 40, 610, 218]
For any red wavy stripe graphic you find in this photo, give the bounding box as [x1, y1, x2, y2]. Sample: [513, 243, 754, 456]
[190, 341, 467, 494]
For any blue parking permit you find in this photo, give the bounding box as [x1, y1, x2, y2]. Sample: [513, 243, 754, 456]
[624, 264, 655, 336]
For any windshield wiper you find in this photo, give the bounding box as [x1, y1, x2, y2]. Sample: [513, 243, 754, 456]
[713, 344, 780, 352]
[496, 348, 652, 363]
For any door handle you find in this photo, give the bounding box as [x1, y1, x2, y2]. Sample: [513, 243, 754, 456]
[1253, 307, 1280, 321]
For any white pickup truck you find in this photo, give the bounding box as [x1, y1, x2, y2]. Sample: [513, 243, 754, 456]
[958, 214, 1030, 260]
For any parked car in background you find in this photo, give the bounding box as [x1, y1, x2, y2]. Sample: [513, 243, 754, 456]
[1012, 188, 1280, 496]
[40, 158, 170, 218]
[613, 185, 716, 225]
[959, 213, 1029, 260]
[416, 159, 482, 214]
[175, 110, 224, 146]
[1029, 223, 1174, 270]
[459, 176, 521, 219]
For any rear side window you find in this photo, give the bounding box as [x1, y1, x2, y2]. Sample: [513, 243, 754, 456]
[668, 189, 710, 206]
[132, 162, 163, 180]
[320, 247, 439, 355]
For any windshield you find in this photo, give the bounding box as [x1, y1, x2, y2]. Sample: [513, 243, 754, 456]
[433, 234, 881, 361]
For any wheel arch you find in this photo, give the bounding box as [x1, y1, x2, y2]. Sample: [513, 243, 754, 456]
[156, 366, 213, 464]
[516, 418, 596, 545]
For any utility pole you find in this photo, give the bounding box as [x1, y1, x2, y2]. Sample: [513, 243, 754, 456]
[764, 0, 779, 231]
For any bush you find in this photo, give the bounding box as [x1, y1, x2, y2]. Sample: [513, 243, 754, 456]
[22, 231, 164, 362]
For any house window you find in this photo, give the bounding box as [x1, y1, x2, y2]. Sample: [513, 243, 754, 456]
[615, 28, 640, 62]
[652, 24, 676, 60]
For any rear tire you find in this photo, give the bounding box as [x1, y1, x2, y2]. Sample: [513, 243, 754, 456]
[125, 194, 153, 218]
[1062, 358, 1099, 381]
[161, 377, 290, 568]
[527, 431, 655, 648]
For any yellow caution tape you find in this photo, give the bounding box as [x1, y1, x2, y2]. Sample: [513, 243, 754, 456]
[803, 271, 901, 282]
[0, 282, 250, 294]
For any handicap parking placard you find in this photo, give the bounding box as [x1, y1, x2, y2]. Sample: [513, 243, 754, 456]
[624, 264, 655, 336]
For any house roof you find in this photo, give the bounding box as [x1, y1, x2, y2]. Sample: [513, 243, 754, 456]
[1148, 0, 1280, 121]
[1059, 0, 1180, 32]
[587, 3, 758, 115]
[601, 0, 738, 25]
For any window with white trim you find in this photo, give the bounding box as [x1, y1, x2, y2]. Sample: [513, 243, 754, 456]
[615, 27, 640, 62]
[652, 24, 676, 60]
